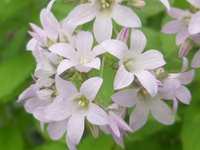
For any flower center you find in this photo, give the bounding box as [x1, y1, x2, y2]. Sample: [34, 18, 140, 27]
[100, 0, 113, 9]
[124, 58, 135, 72]
[75, 96, 89, 108]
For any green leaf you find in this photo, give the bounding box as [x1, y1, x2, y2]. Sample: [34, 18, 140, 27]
[0, 53, 35, 102]
[0, 126, 24, 150]
[33, 142, 67, 150]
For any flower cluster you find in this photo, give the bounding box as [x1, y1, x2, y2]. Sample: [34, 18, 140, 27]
[18, 0, 197, 150]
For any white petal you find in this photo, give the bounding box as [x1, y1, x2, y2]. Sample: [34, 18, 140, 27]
[49, 43, 76, 58]
[85, 58, 101, 70]
[55, 75, 78, 97]
[178, 70, 195, 85]
[75, 31, 94, 53]
[135, 71, 158, 96]
[176, 86, 191, 104]
[27, 38, 38, 51]
[47, 120, 68, 140]
[40, 9, 59, 41]
[80, 77, 103, 101]
[18, 84, 37, 102]
[176, 30, 190, 45]
[168, 8, 190, 19]
[150, 97, 175, 125]
[65, 3, 96, 26]
[189, 12, 200, 34]
[160, 0, 170, 10]
[99, 40, 128, 59]
[112, 89, 138, 107]
[130, 29, 146, 53]
[112, 4, 141, 28]
[67, 115, 85, 146]
[138, 50, 166, 70]
[114, 65, 134, 90]
[108, 116, 121, 137]
[162, 20, 185, 34]
[57, 59, 77, 75]
[93, 14, 112, 43]
[87, 103, 108, 125]
[129, 100, 149, 132]
[192, 49, 200, 68]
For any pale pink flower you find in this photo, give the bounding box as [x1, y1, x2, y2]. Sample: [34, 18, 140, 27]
[117, 28, 130, 43]
[192, 49, 200, 68]
[112, 89, 175, 131]
[49, 31, 105, 74]
[162, 7, 200, 45]
[34, 76, 108, 150]
[64, 0, 141, 43]
[98, 29, 165, 96]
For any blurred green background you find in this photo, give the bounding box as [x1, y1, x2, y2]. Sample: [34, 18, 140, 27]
[0, 0, 200, 150]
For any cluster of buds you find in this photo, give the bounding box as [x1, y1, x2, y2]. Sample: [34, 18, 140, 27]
[18, 0, 196, 150]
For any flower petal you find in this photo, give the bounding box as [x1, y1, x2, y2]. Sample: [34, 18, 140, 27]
[49, 43, 76, 58]
[80, 77, 103, 101]
[150, 97, 175, 125]
[93, 14, 112, 43]
[160, 0, 170, 10]
[87, 103, 108, 125]
[57, 59, 77, 75]
[47, 120, 68, 140]
[176, 86, 191, 104]
[112, 89, 138, 107]
[162, 20, 185, 34]
[84, 58, 101, 70]
[130, 29, 146, 53]
[176, 30, 190, 45]
[192, 49, 200, 68]
[114, 65, 134, 90]
[112, 4, 141, 28]
[129, 100, 149, 131]
[189, 12, 200, 34]
[168, 8, 190, 19]
[67, 115, 85, 146]
[187, 0, 200, 8]
[135, 71, 158, 96]
[178, 70, 195, 85]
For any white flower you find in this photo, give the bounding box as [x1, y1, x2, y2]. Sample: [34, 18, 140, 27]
[98, 29, 166, 96]
[49, 31, 105, 74]
[64, 0, 141, 43]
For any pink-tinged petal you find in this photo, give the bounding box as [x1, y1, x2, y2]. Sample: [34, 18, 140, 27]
[57, 59, 77, 75]
[162, 20, 184, 34]
[92, 44, 107, 56]
[30, 23, 47, 44]
[189, 12, 200, 34]
[67, 115, 85, 146]
[65, 3, 96, 26]
[87, 103, 108, 125]
[112, 4, 141, 28]
[187, 0, 200, 8]
[176, 86, 191, 104]
[40, 9, 59, 41]
[110, 112, 132, 132]
[80, 77, 103, 101]
[135, 71, 158, 96]
[93, 14, 112, 43]
[85, 58, 101, 70]
[150, 98, 175, 125]
[139, 50, 166, 70]
[117, 28, 129, 43]
[179, 40, 192, 58]
[181, 57, 189, 72]
[47, 120, 68, 140]
[160, 0, 170, 10]
[130, 29, 146, 53]
[99, 40, 128, 59]
[114, 65, 134, 90]
[129, 100, 149, 131]
[18, 84, 37, 102]
[75, 65, 91, 73]
[49, 43, 76, 58]
[168, 8, 190, 19]
[27, 38, 38, 51]
[75, 31, 94, 53]
[112, 89, 138, 107]
[176, 30, 190, 45]
[55, 76, 78, 97]
[108, 116, 121, 137]
[192, 49, 200, 68]
[178, 70, 195, 85]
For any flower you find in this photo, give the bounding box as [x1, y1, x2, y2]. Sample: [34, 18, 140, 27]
[34, 76, 108, 150]
[192, 49, 200, 68]
[27, 0, 74, 51]
[49, 31, 105, 74]
[162, 6, 200, 45]
[64, 0, 141, 43]
[98, 29, 165, 96]
[187, 0, 200, 8]
[112, 88, 175, 131]
[160, 0, 170, 10]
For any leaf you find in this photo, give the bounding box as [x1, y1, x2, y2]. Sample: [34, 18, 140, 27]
[0, 53, 35, 102]
[0, 126, 24, 150]
[33, 142, 67, 150]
